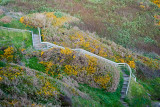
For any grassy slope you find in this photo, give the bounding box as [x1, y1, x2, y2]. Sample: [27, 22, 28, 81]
[0, 61, 124, 106]
[3, 0, 160, 55]
[126, 78, 152, 107]
[0, 0, 159, 105]
[0, 29, 32, 48]
[0, 18, 39, 34]
[0, 37, 123, 107]
[0, 20, 123, 106]
[75, 72, 124, 107]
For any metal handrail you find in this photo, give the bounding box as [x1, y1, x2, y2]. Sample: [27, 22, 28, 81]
[2, 26, 136, 96]
[38, 30, 136, 95]
[117, 63, 136, 95]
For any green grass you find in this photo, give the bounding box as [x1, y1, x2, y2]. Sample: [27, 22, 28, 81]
[126, 78, 151, 107]
[0, 61, 6, 67]
[25, 57, 46, 72]
[0, 0, 14, 5]
[140, 78, 160, 101]
[88, 0, 102, 3]
[0, 29, 32, 48]
[0, 19, 39, 34]
[72, 72, 124, 107]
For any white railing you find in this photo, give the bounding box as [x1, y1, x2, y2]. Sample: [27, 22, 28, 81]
[117, 63, 136, 95]
[2, 26, 136, 96]
[73, 48, 118, 66]
[0, 26, 34, 46]
[41, 42, 65, 49]
[37, 27, 136, 95]
[40, 41, 136, 96]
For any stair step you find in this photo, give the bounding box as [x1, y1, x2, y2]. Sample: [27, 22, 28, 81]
[123, 81, 129, 84]
[122, 102, 127, 104]
[121, 88, 126, 91]
[122, 84, 128, 87]
[34, 44, 42, 47]
[123, 81, 128, 85]
[124, 77, 129, 80]
[122, 86, 127, 89]
[123, 74, 129, 77]
[121, 95, 125, 98]
[121, 91, 126, 95]
[33, 41, 41, 44]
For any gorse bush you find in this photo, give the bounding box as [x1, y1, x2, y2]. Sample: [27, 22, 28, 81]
[1, 46, 14, 61]
[0, 63, 90, 106]
[20, 12, 160, 78]
[36, 47, 120, 92]
[20, 12, 79, 28]
[151, 0, 160, 8]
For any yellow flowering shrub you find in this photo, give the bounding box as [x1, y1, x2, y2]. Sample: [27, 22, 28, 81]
[85, 54, 98, 74]
[154, 15, 160, 26]
[0, 66, 22, 80]
[0, 76, 3, 81]
[20, 12, 79, 28]
[37, 48, 118, 91]
[2, 46, 14, 61]
[19, 17, 24, 23]
[39, 61, 54, 75]
[94, 74, 111, 89]
[37, 81, 59, 96]
[137, 55, 160, 69]
[151, 0, 160, 8]
[41, 51, 44, 57]
[64, 65, 78, 75]
[21, 48, 25, 52]
[46, 12, 77, 27]
[140, 5, 145, 8]
[0, 64, 67, 106]
[60, 48, 73, 55]
[139, 2, 145, 9]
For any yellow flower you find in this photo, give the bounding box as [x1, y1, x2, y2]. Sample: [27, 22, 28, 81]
[0, 77, 3, 81]
[41, 51, 44, 56]
[19, 17, 24, 23]
[73, 55, 76, 59]
[60, 48, 73, 55]
[21, 48, 25, 52]
[140, 5, 145, 8]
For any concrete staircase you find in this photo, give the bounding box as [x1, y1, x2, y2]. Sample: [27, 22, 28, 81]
[119, 65, 130, 107]
[31, 29, 132, 107]
[33, 34, 47, 50]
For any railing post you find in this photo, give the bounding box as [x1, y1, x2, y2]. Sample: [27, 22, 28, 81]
[31, 31, 34, 47]
[38, 27, 41, 42]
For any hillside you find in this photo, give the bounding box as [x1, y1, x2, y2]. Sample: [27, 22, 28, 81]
[0, 0, 160, 107]
[2, 0, 160, 54]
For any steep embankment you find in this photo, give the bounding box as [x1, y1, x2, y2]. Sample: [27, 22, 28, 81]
[2, 0, 160, 55]
[0, 2, 160, 106]
[20, 12, 160, 78]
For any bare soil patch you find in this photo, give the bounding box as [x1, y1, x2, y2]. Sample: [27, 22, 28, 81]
[0, 16, 12, 23]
